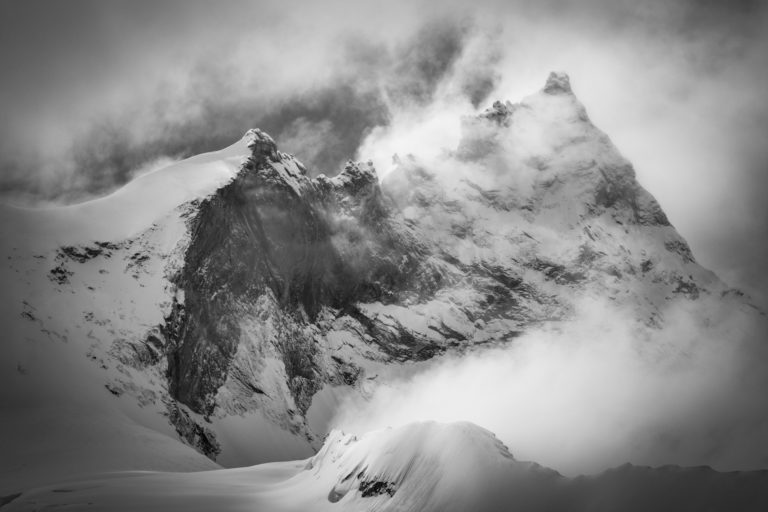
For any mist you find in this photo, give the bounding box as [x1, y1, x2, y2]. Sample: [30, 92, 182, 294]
[331, 296, 768, 475]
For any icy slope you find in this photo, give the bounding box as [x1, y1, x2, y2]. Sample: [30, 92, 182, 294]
[6, 421, 767, 512]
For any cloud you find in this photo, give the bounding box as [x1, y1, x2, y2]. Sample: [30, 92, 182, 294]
[385, 17, 487, 108]
[331, 296, 768, 475]
[0, 2, 505, 201]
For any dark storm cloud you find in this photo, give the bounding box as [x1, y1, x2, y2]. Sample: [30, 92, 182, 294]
[387, 17, 471, 106]
[385, 17, 501, 108]
[62, 74, 389, 192]
[0, 1, 500, 200]
[262, 84, 391, 175]
[0, 0, 251, 199]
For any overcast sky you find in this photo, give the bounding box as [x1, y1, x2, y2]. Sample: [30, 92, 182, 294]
[1, 0, 766, 304]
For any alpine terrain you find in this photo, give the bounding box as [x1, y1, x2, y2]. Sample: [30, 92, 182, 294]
[1, 72, 766, 510]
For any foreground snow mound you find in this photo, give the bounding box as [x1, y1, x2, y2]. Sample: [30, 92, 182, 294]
[1, 422, 560, 512]
[5, 421, 767, 512]
[309, 421, 557, 510]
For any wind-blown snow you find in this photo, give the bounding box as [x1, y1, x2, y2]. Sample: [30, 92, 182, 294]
[0, 135, 248, 253]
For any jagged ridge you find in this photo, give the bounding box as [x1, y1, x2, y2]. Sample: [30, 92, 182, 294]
[165, 130, 430, 419]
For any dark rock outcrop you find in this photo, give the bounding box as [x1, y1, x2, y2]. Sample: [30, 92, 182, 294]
[165, 132, 426, 417]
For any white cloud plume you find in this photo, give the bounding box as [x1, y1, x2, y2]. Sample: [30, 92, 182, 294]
[332, 296, 768, 475]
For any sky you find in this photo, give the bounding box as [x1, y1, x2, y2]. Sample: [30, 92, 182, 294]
[2, 0, 766, 305]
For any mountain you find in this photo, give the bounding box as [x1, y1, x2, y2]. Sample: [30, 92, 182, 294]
[5, 421, 768, 511]
[0, 72, 764, 496]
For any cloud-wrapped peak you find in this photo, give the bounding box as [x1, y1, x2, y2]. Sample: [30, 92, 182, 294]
[543, 71, 572, 95]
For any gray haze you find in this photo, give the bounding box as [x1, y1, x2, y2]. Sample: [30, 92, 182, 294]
[1, 0, 766, 300]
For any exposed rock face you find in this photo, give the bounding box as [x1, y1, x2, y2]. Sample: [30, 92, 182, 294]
[167, 140, 343, 416]
[167, 403, 221, 459]
[165, 129, 433, 423]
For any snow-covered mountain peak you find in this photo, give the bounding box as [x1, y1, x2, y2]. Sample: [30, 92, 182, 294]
[244, 127, 280, 161]
[443, 73, 673, 232]
[543, 71, 572, 95]
[457, 74, 593, 168]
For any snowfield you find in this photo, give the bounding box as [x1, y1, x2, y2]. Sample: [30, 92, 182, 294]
[5, 421, 767, 512]
[4, 422, 531, 512]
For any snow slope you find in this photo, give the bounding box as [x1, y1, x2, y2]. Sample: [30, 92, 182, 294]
[0, 130, 314, 493]
[5, 421, 767, 512]
[0, 135, 247, 252]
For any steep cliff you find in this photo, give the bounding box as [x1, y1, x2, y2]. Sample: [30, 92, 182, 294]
[165, 129, 431, 423]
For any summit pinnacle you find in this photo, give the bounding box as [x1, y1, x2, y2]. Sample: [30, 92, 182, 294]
[543, 71, 572, 94]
